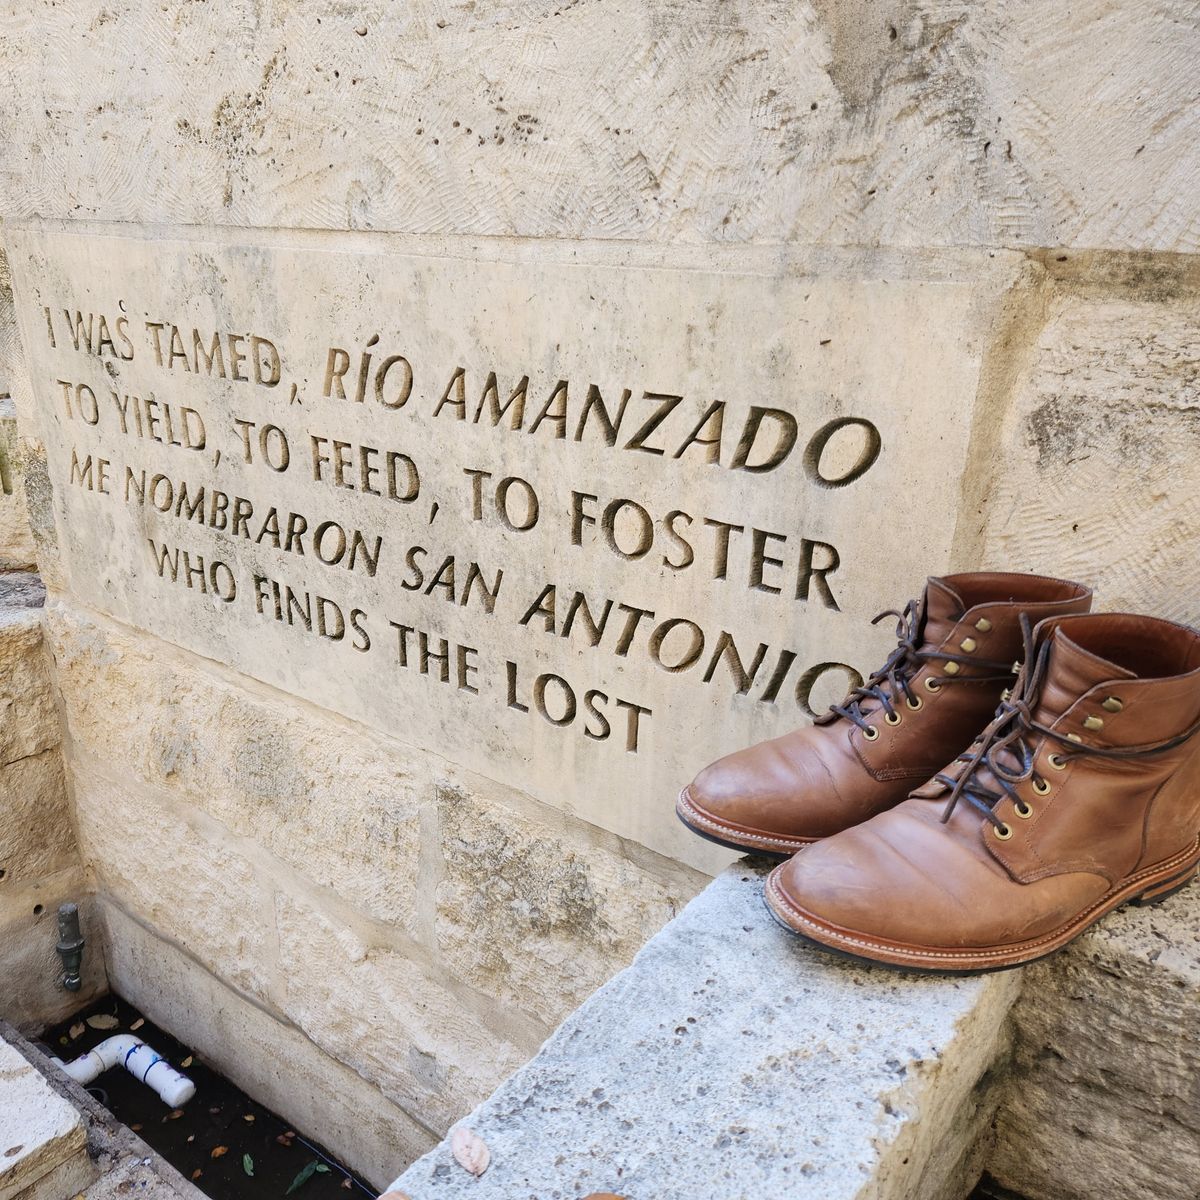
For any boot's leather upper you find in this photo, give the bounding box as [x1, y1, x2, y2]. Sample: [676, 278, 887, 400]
[678, 572, 1092, 853]
[766, 613, 1200, 969]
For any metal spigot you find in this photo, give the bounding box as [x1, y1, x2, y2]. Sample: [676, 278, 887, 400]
[56, 903, 85, 991]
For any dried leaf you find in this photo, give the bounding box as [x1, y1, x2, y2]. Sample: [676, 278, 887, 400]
[130, 1018, 145, 1032]
[286, 1160, 321, 1194]
[190, 1170, 202, 1181]
[242, 1154, 254, 1177]
[69, 1022, 85, 1040]
[86, 1014, 119, 1030]
[450, 1126, 490, 1177]
[210, 1146, 228, 1159]
[242, 1114, 255, 1123]
[180, 1056, 193, 1068]
[315, 1165, 330, 1174]
[167, 1110, 184, 1121]
[130, 1125, 143, 1133]
[340, 1181, 352, 1191]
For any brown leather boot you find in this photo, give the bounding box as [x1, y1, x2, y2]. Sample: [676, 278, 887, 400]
[765, 612, 1200, 972]
[676, 573, 1092, 856]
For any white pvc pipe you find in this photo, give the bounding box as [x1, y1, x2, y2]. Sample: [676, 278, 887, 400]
[52, 1035, 196, 1108]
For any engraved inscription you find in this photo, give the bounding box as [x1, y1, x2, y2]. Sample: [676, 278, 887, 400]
[9, 230, 992, 869]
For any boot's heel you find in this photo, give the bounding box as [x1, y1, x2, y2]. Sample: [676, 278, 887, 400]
[1132, 865, 1199, 907]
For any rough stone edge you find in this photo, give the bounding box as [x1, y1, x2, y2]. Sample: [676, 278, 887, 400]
[0, 1031, 89, 1200]
[0, 1019, 203, 1200]
[389, 861, 1021, 1200]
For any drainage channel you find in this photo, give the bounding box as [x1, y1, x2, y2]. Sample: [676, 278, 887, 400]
[39, 995, 374, 1200]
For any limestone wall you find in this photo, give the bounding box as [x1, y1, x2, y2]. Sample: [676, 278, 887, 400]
[0, 1, 1198, 1195]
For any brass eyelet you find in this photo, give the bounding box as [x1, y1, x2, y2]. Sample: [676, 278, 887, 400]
[1083, 715, 1105, 732]
[1014, 800, 1034, 819]
[884, 711, 902, 726]
[924, 677, 942, 693]
[862, 725, 879, 741]
[1066, 733, 1083, 743]
[1047, 753, 1067, 770]
[975, 617, 992, 633]
[960, 637, 977, 653]
[1032, 778, 1051, 796]
[906, 695, 924, 711]
[1102, 696, 1124, 713]
[994, 823, 1013, 841]
[943, 661, 961, 676]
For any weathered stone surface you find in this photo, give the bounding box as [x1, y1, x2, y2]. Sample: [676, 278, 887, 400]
[9, 223, 1023, 874]
[102, 901, 431, 1190]
[71, 764, 271, 1001]
[393, 863, 1021, 1200]
[989, 885, 1200, 1200]
[45, 601, 427, 932]
[0, 570, 45, 609]
[0, 1032, 93, 1200]
[0, 399, 36, 571]
[0, 875, 107, 1033]
[436, 783, 689, 1025]
[0, 608, 59, 765]
[43, 601, 702, 1031]
[0, 749, 73, 884]
[979, 258, 1200, 625]
[274, 892, 534, 1139]
[1, 3, 1198, 254]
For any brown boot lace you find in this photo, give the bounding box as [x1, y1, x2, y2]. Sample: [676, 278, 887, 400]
[822, 597, 1016, 735]
[938, 615, 1200, 835]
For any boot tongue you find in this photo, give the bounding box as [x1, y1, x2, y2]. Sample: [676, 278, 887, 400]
[1031, 626, 1137, 726]
[921, 577, 966, 647]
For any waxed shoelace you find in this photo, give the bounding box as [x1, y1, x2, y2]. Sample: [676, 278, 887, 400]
[825, 597, 1015, 734]
[937, 615, 1200, 833]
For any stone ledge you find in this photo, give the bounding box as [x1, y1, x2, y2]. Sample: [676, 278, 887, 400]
[390, 861, 1021, 1200]
[990, 884, 1200, 1200]
[0, 1031, 92, 1200]
[0, 1019, 203, 1200]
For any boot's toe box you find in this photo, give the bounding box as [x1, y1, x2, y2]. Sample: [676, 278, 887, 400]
[678, 731, 852, 854]
[767, 802, 1111, 958]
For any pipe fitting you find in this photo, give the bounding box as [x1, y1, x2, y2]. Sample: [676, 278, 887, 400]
[55, 903, 85, 991]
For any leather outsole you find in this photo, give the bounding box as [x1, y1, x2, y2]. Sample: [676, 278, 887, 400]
[675, 787, 815, 859]
[763, 837, 1200, 974]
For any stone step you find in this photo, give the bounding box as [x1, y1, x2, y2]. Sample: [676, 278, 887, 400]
[390, 862, 1022, 1200]
[0, 1033, 93, 1200]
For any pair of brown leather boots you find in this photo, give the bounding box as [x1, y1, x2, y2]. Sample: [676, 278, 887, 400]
[676, 573, 1200, 972]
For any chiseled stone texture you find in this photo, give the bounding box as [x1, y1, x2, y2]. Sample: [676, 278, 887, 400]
[0, 1032, 93, 1200]
[44, 597, 702, 1004]
[393, 863, 1021, 1200]
[70, 763, 272, 1002]
[275, 893, 534, 1138]
[1, 2, 1198, 253]
[988, 885, 1200, 1200]
[0, 400, 36, 570]
[436, 784, 687, 1026]
[102, 902, 431, 1190]
[0, 607, 59, 766]
[0, 598, 102, 1032]
[978, 256, 1200, 625]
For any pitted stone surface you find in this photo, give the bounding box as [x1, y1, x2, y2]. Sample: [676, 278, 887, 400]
[991, 884, 1200, 1200]
[0, 1033, 91, 1200]
[2, 2, 1199, 253]
[0, 400, 37, 571]
[392, 863, 1021, 1200]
